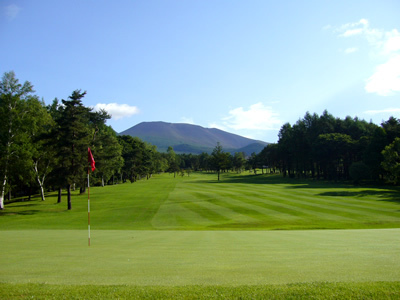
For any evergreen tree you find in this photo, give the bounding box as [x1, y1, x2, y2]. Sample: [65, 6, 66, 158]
[53, 90, 92, 210]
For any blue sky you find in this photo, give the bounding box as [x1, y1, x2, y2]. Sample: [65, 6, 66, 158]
[1, 0, 400, 143]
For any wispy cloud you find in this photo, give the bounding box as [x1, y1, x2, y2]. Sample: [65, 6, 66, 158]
[344, 47, 358, 54]
[221, 102, 282, 131]
[337, 19, 369, 37]
[4, 4, 21, 20]
[93, 103, 139, 120]
[364, 108, 400, 115]
[330, 19, 400, 96]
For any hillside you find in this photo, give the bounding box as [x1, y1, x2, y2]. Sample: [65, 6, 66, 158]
[119, 121, 268, 154]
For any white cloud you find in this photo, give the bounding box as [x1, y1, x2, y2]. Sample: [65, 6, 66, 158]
[341, 28, 364, 37]
[364, 108, 400, 115]
[221, 102, 282, 131]
[365, 55, 400, 96]
[344, 47, 358, 54]
[332, 19, 400, 96]
[338, 19, 369, 37]
[382, 29, 400, 54]
[93, 103, 139, 120]
[5, 4, 21, 20]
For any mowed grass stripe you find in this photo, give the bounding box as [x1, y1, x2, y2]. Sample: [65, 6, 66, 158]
[186, 183, 313, 221]
[184, 185, 302, 225]
[2, 172, 400, 231]
[296, 193, 400, 222]
[151, 202, 205, 229]
[249, 186, 386, 222]
[168, 182, 352, 228]
[165, 174, 400, 229]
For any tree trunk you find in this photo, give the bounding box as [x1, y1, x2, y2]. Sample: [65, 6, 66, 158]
[102, 176, 104, 187]
[0, 175, 6, 209]
[33, 160, 48, 201]
[57, 187, 62, 203]
[67, 184, 72, 210]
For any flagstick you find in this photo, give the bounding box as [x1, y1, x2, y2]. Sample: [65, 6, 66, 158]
[88, 167, 91, 246]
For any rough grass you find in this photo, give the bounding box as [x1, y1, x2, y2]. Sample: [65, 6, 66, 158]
[3, 282, 400, 299]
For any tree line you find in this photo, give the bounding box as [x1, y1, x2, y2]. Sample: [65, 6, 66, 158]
[254, 111, 400, 184]
[0, 72, 246, 210]
[1, 71, 400, 209]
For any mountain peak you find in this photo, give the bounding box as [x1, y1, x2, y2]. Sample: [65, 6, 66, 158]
[119, 121, 268, 154]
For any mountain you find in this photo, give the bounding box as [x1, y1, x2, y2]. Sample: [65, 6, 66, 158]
[119, 121, 268, 155]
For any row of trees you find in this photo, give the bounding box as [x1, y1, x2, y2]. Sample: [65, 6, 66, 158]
[0, 72, 127, 209]
[253, 111, 400, 183]
[0, 72, 246, 210]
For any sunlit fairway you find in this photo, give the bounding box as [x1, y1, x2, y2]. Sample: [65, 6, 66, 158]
[1, 172, 400, 298]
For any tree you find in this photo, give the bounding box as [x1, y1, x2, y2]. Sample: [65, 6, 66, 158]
[232, 152, 246, 173]
[247, 152, 258, 174]
[210, 143, 230, 181]
[52, 90, 92, 210]
[92, 126, 123, 187]
[119, 135, 153, 182]
[167, 146, 179, 177]
[314, 133, 354, 180]
[29, 99, 54, 201]
[381, 137, 400, 184]
[0, 71, 42, 209]
[349, 161, 371, 184]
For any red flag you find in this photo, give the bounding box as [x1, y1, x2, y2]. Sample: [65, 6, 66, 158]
[88, 147, 95, 172]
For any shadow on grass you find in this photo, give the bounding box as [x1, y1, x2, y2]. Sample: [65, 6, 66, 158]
[0, 210, 40, 216]
[196, 173, 351, 187]
[191, 173, 400, 205]
[318, 190, 400, 204]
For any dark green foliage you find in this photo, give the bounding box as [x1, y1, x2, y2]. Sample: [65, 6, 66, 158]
[118, 135, 160, 182]
[349, 161, 371, 184]
[382, 137, 400, 184]
[258, 110, 400, 184]
[210, 143, 231, 181]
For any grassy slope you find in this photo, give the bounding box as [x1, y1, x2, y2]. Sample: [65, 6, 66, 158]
[1, 172, 400, 298]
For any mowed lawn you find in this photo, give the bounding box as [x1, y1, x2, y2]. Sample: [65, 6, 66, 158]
[1, 172, 400, 297]
[2, 172, 400, 231]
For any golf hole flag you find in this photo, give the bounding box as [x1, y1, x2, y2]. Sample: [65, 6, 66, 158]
[88, 147, 95, 172]
[87, 147, 95, 246]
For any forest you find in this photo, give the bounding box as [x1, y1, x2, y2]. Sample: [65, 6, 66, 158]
[1, 71, 400, 209]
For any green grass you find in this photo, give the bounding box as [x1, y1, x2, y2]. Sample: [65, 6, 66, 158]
[3, 282, 400, 299]
[1, 229, 399, 285]
[1, 172, 400, 298]
[1, 172, 400, 230]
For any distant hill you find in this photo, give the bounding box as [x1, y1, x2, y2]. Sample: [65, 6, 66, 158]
[119, 121, 268, 155]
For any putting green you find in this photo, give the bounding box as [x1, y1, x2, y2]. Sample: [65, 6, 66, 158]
[1, 229, 399, 286]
